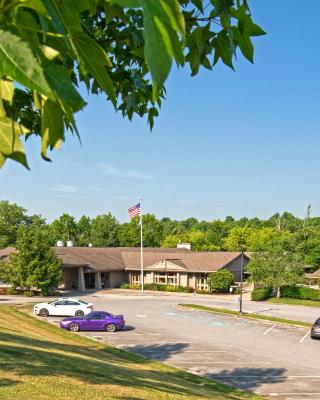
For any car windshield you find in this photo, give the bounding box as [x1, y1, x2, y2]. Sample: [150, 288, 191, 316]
[47, 299, 59, 304]
[78, 300, 88, 305]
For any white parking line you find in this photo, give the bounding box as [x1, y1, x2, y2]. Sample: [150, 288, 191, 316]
[263, 324, 277, 336]
[136, 314, 147, 318]
[299, 331, 310, 343]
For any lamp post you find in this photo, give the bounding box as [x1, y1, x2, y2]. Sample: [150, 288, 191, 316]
[239, 250, 244, 314]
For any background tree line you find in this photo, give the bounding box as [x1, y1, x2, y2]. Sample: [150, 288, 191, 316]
[1, 201, 320, 270]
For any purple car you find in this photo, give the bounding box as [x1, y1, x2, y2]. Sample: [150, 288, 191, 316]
[60, 311, 125, 332]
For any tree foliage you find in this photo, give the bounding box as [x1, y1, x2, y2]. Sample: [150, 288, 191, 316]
[0, 0, 264, 168]
[247, 241, 304, 298]
[90, 213, 120, 246]
[208, 269, 234, 293]
[0, 224, 62, 294]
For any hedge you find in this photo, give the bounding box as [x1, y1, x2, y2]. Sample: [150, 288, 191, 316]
[119, 283, 209, 294]
[251, 287, 273, 301]
[281, 286, 320, 301]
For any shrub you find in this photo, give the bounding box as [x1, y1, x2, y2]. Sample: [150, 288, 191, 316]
[281, 286, 320, 301]
[24, 290, 34, 297]
[0, 287, 7, 295]
[209, 270, 234, 293]
[196, 289, 209, 294]
[187, 286, 195, 293]
[120, 283, 130, 289]
[251, 287, 273, 301]
[7, 287, 17, 295]
[129, 284, 141, 290]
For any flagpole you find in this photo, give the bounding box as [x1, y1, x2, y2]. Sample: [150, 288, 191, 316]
[140, 198, 144, 295]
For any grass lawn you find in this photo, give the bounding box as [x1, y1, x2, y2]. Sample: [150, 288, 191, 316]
[179, 304, 311, 328]
[267, 297, 320, 308]
[0, 306, 261, 400]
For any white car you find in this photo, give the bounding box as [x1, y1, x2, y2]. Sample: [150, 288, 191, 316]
[33, 298, 93, 317]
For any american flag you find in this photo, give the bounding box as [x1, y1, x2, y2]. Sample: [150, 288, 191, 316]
[128, 203, 141, 220]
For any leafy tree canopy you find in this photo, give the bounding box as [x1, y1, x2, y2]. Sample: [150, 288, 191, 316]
[208, 268, 234, 293]
[0, 224, 62, 294]
[90, 213, 120, 246]
[0, 0, 264, 168]
[247, 240, 304, 298]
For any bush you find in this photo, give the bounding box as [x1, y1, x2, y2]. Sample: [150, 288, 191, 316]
[120, 283, 130, 289]
[251, 287, 273, 301]
[24, 290, 34, 297]
[7, 287, 17, 295]
[281, 286, 320, 301]
[209, 270, 234, 293]
[196, 289, 209, 294]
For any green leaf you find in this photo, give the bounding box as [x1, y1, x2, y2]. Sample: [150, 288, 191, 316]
[43, 60, 86, 112]
[0, 80, 14, 104]
[41, 99, 64, 160]
[0, 117, 29, 169]
[0, 30, 52, 98]
[72, 33, 116, 106]
[238, 33, 254, 63]
[111, 0, 185, 99]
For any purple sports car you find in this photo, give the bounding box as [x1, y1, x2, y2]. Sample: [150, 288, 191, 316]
[60, 311, 125, 332]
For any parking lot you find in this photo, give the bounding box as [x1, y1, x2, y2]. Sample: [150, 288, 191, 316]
[36, 292, 320, 400]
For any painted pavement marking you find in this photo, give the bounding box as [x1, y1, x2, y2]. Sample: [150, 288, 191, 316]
[263, 324, 277, 336]
[299, 330, 310, 343]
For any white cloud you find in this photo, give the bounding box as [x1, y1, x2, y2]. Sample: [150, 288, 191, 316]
[99, 164, 152, 180]
[49, 184, 77, 193]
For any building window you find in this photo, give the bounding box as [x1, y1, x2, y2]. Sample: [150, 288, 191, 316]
[196, 274, 208, 291]
[131, 272, 141, 285]
[167, 273, 178, 286]
[155, 272, 166, 284]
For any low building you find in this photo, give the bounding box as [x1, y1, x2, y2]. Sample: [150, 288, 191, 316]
[0, 246, 250, 291]
[305, 269, 320, 288]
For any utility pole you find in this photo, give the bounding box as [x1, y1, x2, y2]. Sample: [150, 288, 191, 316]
[239, 250, 244, 314]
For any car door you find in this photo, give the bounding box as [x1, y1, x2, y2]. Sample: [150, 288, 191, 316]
[81, 313, 106, 330]
[50, 300, 67, 316]
[65, 300, 81, 316]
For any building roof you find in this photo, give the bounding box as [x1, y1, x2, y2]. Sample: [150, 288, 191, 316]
[122, 250, 248, 272]
[0, 246, 249, 273]
[54, 247, 125, 272]
[305, 269, 320, 279]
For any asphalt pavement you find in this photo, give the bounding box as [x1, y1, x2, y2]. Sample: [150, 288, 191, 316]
[37, 292, 320, 400]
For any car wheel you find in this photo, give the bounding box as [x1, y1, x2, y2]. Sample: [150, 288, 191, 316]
[106, 323, 116, 332]
[75, 310, 84, 317]
[69, 323, 80, 332]
[39, 308, 49, 317]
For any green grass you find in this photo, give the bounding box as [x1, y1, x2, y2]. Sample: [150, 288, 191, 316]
[0, 306, 262, 400]
[179, 304, 311, 328]
[267, 297, 320, 307]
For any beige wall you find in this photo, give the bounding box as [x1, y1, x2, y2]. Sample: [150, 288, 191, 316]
[109, 271, 127, 288]
[62, 268, 79, 289]
[145, 272, 154, 284]
[188, 274, 196, 289]
[180, 273, 188, 287]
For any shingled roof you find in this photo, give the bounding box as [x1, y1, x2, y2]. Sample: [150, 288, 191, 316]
[0, 246, 249, 273]
[122, 250, 247, 272]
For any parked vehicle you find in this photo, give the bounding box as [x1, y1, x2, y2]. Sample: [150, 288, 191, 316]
[34, 298, 93, 317]
[311, 318, 320, 339]
[60, 311, 125, 332]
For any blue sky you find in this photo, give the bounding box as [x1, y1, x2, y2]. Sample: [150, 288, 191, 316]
[2, 0, 320, 223]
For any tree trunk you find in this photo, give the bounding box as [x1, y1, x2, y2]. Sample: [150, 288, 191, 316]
[276, 286, 281, 298]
